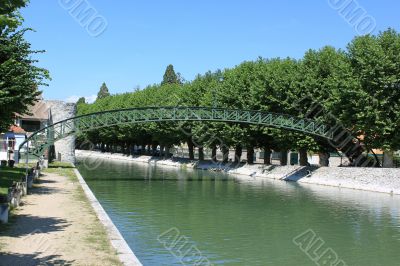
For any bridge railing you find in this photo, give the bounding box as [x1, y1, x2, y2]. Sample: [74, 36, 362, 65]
[18, 107, 334, 160]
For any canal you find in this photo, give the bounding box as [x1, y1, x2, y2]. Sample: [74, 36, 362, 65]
[76, 158, 400, 266]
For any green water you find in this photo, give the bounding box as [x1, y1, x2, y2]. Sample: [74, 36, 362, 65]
[77, 158, 400, 266]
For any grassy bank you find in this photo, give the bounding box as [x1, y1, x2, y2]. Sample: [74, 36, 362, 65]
[0, 166, 26, 196]
[43, 162, 77, 181]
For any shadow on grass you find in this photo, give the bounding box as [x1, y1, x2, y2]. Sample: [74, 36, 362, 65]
[0, 252, 75, 266]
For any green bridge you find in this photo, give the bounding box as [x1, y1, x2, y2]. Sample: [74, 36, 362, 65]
[19, 106, 334, 158]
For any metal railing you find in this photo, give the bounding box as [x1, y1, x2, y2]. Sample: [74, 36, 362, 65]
[19, 106, 335, 160]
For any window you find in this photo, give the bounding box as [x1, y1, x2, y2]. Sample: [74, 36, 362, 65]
[21, 120, 41, 132]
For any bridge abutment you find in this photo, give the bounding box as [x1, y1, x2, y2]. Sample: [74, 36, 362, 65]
[45, 100, 77, 163]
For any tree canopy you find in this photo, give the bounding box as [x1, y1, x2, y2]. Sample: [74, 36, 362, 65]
[0, 0, 27, 30]
[161, 64, 179, 85]
[77, 97, 86, 105]
[0, 0, 49, 131]
[77, 28, 400, 166]
[97, 82, 110, 100]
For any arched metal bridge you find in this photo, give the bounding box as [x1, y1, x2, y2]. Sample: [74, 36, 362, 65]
[18, 106, 334, 158]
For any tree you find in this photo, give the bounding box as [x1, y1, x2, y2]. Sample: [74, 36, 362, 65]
[298, 46, 356, 163]
[77, 97, 86, 105]
[0, 0, 27, 30]
[76, 28, 400, 167]
[161, 64, 179, 85]
[0, 1, 49, 131]
[97, 82, 110, 100]
[346, 29, 400, 167]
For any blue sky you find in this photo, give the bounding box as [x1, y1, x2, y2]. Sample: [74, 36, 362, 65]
[22, 0, 399, 103]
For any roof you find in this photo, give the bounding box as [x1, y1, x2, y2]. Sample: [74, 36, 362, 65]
[17, 101, 49, 121]
[8, 125, 26, 134]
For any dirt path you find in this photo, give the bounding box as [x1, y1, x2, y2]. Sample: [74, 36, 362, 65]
[0, 168, 122, 266]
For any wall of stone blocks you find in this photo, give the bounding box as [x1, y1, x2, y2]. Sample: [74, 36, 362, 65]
[45, 100, 76, 163]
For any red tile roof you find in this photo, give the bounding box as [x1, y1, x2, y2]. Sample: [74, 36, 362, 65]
[9, 125, 26, 134]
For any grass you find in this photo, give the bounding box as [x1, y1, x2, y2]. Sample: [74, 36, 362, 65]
[0, 165, 26, 196]
[0, 165, 27, 233]
[43, 161, 77, 182]
[70, 184, 122, 265]
[84, 221, 123, 265]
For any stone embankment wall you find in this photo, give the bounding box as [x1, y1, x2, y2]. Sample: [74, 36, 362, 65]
[45, 100, 76, 163]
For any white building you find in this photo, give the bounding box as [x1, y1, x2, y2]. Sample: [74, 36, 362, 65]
[0, 100, 76, 164]
[0, 125, 27, 162]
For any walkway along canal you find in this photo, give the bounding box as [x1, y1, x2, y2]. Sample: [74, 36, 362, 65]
[0, 163, 130, 265]
[76, 155, 400, 266]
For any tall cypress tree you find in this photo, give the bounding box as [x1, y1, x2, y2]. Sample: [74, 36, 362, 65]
[97, 82, 110, 100]
[161, 64, 179, 85]
[76, 97, 86, 105]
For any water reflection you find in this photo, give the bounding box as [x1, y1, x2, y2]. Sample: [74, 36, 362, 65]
[77, 158, 400, 266]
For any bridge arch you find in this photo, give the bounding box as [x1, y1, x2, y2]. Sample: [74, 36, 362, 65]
[19, 106, 333, 158]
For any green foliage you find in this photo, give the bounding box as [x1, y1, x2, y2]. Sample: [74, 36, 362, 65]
[0, 0, 49, 131]
[97, 82, 110, 100]
[161, 64, 180, 85]
[346, 29, 400, 150]
[0, 0, 27, 30]
[0, 28, 50, 131]
[0, 165, 25, 195]
[77, 97, 86, 105]
[44, 162, 76, 182]
[77, 28, 400, 159]
[298, 46, 358, 152]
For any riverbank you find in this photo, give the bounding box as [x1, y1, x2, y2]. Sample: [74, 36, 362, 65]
[77, 150, 400, 195]
[0, 163, 132, 265]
